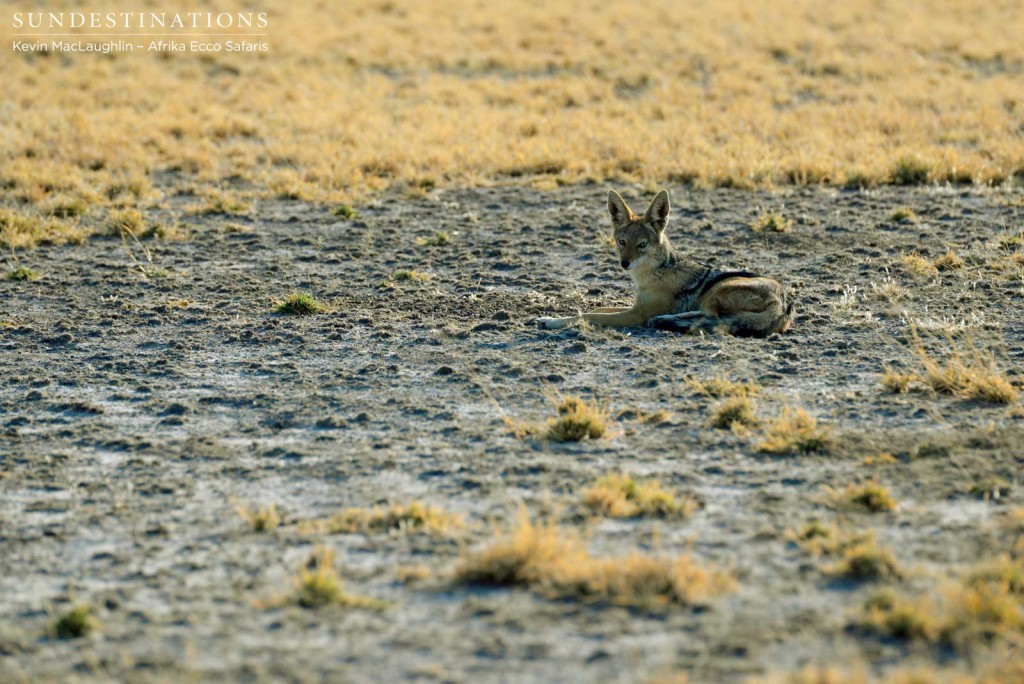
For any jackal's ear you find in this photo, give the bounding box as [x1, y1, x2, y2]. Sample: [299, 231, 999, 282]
[643, 189, 670, 233]
[608, 190, 634, 228]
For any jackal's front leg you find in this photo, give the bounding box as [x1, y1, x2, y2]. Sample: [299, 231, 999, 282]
[537, 306, 645, 330]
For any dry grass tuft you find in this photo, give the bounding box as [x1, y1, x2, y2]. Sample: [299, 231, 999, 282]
[274, 292, 326, 316]
[454, 511, 732, 609]
[415, 231, 451, 247]
[750, 211, 793, 233]
[789, 521, 902, 581]
[709, 395, 760, 430]
[901, 252, 939, 279]
[6, 265, 39, 282]
[890, 156, 931, 185]
[825, 536, 904, 582]
[582, 474, 697, 519]
[881, 367, 916, 394]
[869, 276, 910, 303]
[545, 395, 609, 442]
[0, 208, 87, 250]
[934, 250, 965, 272]
[48, 604, 97, 640]
[107, 208, 146, 237]
[291, 547, 386, 610]
[825, 481, 898, 513]
[237, 503, 281, 532]
[888, 207, 918, 223]
[307, 502, 463, 536]
[686, 374, 760, 398]
[396, 565, 431, 584]
[859, 555, 1024, 651]
[381, 269, 433, 287]
[909, 332, 1018, 404]
[757, 407, 833, 455]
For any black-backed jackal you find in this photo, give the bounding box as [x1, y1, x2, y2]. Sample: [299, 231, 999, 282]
[537, 189, 793, 337]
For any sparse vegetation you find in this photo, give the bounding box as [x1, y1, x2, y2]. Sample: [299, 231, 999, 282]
[333, 204, 360, 220]
[237, 503, 281, 532]
[274, 292, 326, 316]
[881, 367, 915, 394]
[790, 521, 903, 581]
[825, 481, 898, 513]
[825, 536, 904, 582]
[902, 252, 939, 279]
[709, 395, 759, 430]
[545, 395, 609, 442]
[757, 407, 833, 455]
[908, 332, 1018, 404]
[395, 565, 431, 584]
[291, 547, 385, 610]
[304, 502, 463, 536]
[415, 231, 451, 246]
[381, 269, 433, 287]
[186, 192, 250, 216]
[891, 156, 931, 185]
[751, 211, 793, 233]
[582, 474, 696, 519]
[454, 511, 732, 609]
[869, 275, 910, 303]
[107, 208, 145, 236]
[48, 605, 97, 640]
[686, 374, 760, 398]
[859, 556, 1024, 651]
[6, 266, 39, 281]
[45, 195, 89, 219]
[888, 207, 918, 223]
[934, 250, 965, 272]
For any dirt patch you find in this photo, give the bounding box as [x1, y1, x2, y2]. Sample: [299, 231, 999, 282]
[1, 184, 1022, 682]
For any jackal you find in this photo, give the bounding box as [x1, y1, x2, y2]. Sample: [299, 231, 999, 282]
[537, 189, 793, 337]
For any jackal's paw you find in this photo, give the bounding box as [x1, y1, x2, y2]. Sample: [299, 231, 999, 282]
[646, 315, 674, 329]
[536, 317, 565, 330]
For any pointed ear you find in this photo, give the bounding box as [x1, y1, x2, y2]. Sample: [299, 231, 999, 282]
[643, 189, 670, 233]
[607, 189, 634, 228]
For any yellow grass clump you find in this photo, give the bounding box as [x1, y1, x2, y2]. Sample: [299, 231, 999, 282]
[709, 395, 759, 430]
[789, 521, 902, 581]
[236, 503, 281, 532]
[824, 536, 904, 582]
[825, 481, 898, 513]
[757, 407, 834, 455]
[901, 253, 939, 279]
[881, 367, 915, 394]
[545, 395, 609, 442]
[291, 547, 386, 610]
[909, 333, 1018, 405]
[750, 211, 793, 233]
[302, 502, 463, 536]
[582, 474, 696, 519]
[685, 374, 761, 398]
[454, 511, 732, 608]
[860, 555, 1024, 651]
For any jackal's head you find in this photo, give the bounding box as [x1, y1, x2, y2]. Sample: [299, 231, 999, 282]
[608, 189, 671, 272]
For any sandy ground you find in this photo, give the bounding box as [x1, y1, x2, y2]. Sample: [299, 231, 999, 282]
[1, 183, 1022, 683]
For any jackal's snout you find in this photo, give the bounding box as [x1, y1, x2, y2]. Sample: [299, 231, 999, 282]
[620, 259, 630, 270]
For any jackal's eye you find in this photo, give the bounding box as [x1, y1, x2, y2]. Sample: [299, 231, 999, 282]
[617, 239, 626, 246]
[638, 241, 648, 248]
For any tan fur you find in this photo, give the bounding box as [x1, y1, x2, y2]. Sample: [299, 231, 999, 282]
[537, 189, 793, 337]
